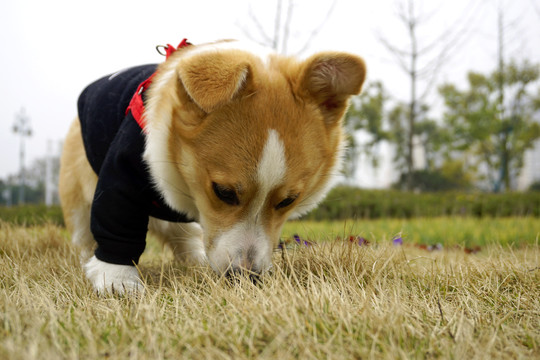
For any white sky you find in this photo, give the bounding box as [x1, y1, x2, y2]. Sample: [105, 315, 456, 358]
[1, 0, 539, 179]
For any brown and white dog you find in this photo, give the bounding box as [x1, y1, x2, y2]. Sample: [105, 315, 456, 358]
[59, 40, 366, 294]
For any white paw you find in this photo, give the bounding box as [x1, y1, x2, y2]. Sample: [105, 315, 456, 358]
[84, 256, 143, 295]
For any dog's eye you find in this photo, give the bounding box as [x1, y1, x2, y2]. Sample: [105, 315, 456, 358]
[212, 182, 239, 205]
[275, 196, 297, 210]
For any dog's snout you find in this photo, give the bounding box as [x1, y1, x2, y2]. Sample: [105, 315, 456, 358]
[246, 245, 257, 265]
[207, 229, 274, 277]
[232, 245, 258, 269]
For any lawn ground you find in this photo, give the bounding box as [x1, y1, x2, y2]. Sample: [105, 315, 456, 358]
[1, 218, 539, 359]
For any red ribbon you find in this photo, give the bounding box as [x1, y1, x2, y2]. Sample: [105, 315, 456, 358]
[163, 38, 191, 59]
[126, 39, 192, 131]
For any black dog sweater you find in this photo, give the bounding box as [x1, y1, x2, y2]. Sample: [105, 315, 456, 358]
[78, 64, 194, 266]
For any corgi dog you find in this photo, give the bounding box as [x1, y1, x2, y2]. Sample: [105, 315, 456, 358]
[59, 39, 366, 294]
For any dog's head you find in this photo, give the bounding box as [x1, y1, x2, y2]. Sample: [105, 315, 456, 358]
[144, 41, 366, 275]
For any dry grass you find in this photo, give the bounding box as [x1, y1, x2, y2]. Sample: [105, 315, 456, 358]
[1, 222, 539, 359]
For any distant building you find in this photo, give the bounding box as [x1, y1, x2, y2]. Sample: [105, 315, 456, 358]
[518, 139, 540, 190]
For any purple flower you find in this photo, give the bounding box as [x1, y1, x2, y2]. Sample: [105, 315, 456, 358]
[293, 234, 311, 246]
[392, 236, 403, 246]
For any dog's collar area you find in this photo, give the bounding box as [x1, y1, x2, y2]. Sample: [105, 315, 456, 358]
[127, 39, 192, 132]
[126, 74, 155, 131]
[155, 38, 192, 59]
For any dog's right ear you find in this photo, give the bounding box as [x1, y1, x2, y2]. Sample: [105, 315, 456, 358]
[176, 51, 251, 115]
[299, 52, 366, 126]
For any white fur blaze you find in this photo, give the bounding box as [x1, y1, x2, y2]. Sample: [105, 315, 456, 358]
[257, 129, 287, 195]
[84, 256, 143, 295]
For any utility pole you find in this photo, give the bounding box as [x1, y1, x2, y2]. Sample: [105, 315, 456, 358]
[13, 108, 32, 205]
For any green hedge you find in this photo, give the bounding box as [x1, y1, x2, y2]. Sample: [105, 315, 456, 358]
[0, 188, 539, 226]
[303, 186, 540, 220]
[0, 205, 64, 226]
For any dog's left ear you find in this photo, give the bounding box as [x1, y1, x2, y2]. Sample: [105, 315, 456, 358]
[177, 51, 251, 113]
[300, 52, 366, 125]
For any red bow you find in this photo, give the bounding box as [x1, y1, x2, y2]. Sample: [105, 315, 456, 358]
[127, 39, 192, 131]
[158, 38, 192, 59]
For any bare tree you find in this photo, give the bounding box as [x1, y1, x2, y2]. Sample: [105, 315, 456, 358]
[377, 0, 480, 190]
[238, 0, 336, 55]
[495, 1, 506, 192]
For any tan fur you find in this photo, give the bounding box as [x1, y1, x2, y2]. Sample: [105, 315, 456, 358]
[59, 119, 98, 259]
[177, 50, 251, 113]
[60, 40, 366, 284]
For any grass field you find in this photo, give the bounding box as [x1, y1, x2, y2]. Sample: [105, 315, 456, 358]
[282, 217, 540, 247]
[1, 218, 539, 359]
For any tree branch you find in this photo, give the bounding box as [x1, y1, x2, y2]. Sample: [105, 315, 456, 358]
[295, 0, 337, 55]
[281, 0, 294, 54]
[237, 3, 274, 47]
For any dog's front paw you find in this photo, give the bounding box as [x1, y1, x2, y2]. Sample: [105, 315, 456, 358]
[84, 256, 143, 295]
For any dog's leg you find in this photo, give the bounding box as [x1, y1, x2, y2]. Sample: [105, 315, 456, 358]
[70, 205, 95, 262]
[59, 119, 99, 262]
[69, 205, 143, 296]
[60, 119, 144, 294]
[149, 219, 207, 265]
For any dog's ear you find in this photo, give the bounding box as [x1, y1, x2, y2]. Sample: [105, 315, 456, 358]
[177, 51, 250, 113]
[300, 52, 366, 125]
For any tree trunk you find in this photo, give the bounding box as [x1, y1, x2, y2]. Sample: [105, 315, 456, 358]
[495, 2, 506, 192]
[406, 0, 418, 191]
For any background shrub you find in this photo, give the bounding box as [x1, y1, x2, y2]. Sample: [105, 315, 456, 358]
[0, 205, 64, 226]
[304, 186, 540, 220]
[0, 187, 538, 226]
